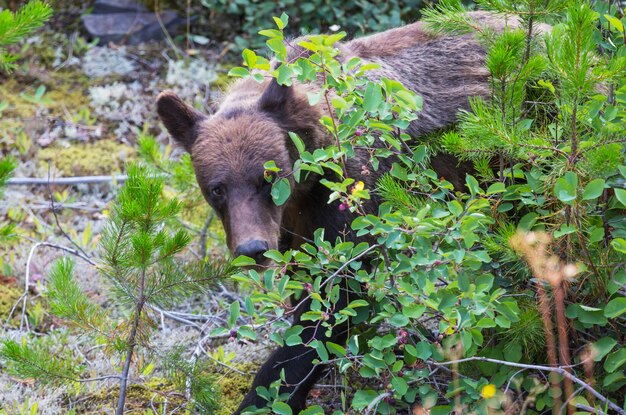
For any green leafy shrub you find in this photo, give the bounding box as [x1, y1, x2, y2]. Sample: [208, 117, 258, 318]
[220, 1, 626, 413]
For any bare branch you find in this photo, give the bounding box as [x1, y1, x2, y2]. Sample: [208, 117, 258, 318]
[7, 175, 129, 186]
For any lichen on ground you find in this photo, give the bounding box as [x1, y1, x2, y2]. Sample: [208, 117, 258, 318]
[38, 140, 136, 176]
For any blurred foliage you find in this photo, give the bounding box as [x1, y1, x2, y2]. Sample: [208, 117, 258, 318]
[0, 0, 52, 72]
[195, 0, 426, 53]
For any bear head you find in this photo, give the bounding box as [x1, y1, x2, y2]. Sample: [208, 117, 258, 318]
[156, 79, 324, 265]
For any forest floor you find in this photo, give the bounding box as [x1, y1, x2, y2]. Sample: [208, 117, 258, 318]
[0, 5, 356, 414]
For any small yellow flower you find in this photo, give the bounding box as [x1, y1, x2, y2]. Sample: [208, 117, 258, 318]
[480, 384, 497, 399]
[352, 181, 365, 193]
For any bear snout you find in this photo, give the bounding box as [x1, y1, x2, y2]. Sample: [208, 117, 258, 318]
[234, 239, 269, 264]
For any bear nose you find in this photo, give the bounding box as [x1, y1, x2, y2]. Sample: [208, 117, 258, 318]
[234, 240, 269, 263]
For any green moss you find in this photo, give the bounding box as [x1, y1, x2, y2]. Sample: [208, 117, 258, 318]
[0, 73, 91, 150]
[0, 283, 22, 326]
[82, 377, 186, 414]
[0, 79, 39, 119]
[38, 140, 136, 176]
[214, 362, 256, 415]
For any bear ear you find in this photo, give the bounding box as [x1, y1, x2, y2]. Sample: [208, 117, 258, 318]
[156, 91, 206, 152]
[258, 79, 294, 115]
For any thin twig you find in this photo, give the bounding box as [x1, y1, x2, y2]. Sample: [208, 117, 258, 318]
[48, 164, 91, 260]
[575, 403, 608, 415]
[363, 392, 391, 415]
[19, 242, 42, 332]
[16, 237, 97, 266]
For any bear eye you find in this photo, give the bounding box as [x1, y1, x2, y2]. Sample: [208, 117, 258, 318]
[211, 185, 225, 198]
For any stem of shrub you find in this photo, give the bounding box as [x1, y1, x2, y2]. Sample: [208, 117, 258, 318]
[535, 281, 562, 413]
[554, 281, 575, 415]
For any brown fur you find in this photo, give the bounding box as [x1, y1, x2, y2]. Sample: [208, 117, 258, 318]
[156, 11, 548, 413]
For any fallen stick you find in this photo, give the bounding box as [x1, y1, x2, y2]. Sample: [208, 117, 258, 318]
[6, 175, 129, 186]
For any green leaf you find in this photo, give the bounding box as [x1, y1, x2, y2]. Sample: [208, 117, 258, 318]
[611, 238, 626, 254]
[228, 67, 250, 78]
[391, 376, 408, 396]
[331, 96, 348, 109]
[362, 82, 383, 113]
[403, 304, 425, 319]
[538, 79, 555, 94]
[311, 340, 329, 361]
[588, 226, 604, 243]
[431, 406, 453, 415]
[604, 14, 624, 32]
[258, 29, 283, 38]
[605, 297, 626, 318]
[604, 348, 626, 373]
[228, 301, 240, 328]
[232, 255, 256, 266]
[504, 343, 522, 362]
[614, 188, 626, 206]
[348, 299, 369, 308]
[271, 178, 291, 206]
[273, 16, 285, 30]
[279, 13, 289, 29]
[276, 64, 294, 86]
[272, 402, 292, 415]
[267, 38, 287, 61]
[326, 342, 346, 357]
[242, 49, 256, 68]
[603, 372, 626, 391]
[582, 179, 605, 200]
[352, 390, 381, 410]
[486, 182, 505, 194]
[238, 326, 257, 340]
[299, 406, 324, 415]
[414, 341, 432, 360]
[554, 172, 578, 204]
[390, 313, 409, 327]
[591, 337, 617, 362]
[465, 175, 481, 196]
[554, 224, 577, 238]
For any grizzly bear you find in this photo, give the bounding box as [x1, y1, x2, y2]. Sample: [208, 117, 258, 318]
[156, 11, 546, 414]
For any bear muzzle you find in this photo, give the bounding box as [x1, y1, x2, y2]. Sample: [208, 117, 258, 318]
[234, 239, 269, 265]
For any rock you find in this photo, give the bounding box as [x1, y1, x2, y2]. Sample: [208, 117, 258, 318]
[91, 0, 149, 14]
[82, 0, 184, 45]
